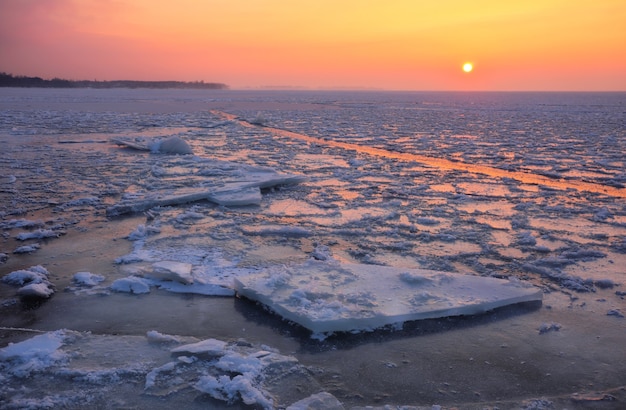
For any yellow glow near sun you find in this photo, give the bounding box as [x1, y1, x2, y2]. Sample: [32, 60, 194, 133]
[463, 62, 473, 73]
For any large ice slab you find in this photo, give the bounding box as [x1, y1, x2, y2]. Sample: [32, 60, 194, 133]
[234, 260, 543, 336]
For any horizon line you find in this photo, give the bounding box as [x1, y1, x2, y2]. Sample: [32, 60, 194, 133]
[2, 72, 624, 93]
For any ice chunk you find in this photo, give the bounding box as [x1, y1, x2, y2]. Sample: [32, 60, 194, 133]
[0, 329, 74, 377]
[15, 229, 62, 241]
[105, 166, 307, 216]
[2, 265, 49, 286]
[311, 244, 333, 261]
[112, 137, 152, 151]
[72, 272, 105, 286]
[234, 260, 543, 336]
[241, 225, 311, 237]
[110, 276, 151, 294]
[144, 360, 177, 390]
[106, 185, 262, 215]
[127, 224, 149, 241]
[2, 265, 55, 299]
[149, 261, 193, 284]
[154, 136, 193, 154]
[209, 185, 263, 206]
[114, 136, 193, 154]
[594, 279, 616, 289]
[287, 392, 345, 410]
[516, 231, 537, 246]
[0, 218, 44, 229]
[194, 374, 274, 408]
[192, 348, 298, 409]
[538, 322, 562, 334]
[17, 282, 55, 298]
[13, 244, 40, 254]
[154, 280, 235, 296]
[171, 338, 227, 358]
[145, 330, 198, 344]
[56, 196, 100, 211]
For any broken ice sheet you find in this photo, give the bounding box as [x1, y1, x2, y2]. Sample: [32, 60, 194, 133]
[234, 260, 543, 337]
[106, 159, 307, 216]
[0, 330, 329, 409]
[114, 242, 251, 296]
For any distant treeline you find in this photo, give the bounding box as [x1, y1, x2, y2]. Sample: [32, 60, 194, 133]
[0, 73, 228, 89]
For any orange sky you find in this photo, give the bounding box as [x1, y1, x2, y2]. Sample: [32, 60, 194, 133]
[1, 0, 625, 90]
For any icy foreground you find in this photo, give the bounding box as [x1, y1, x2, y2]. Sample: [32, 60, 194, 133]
[0, 329, 337, 409]
[1, 89, 625, 409]
[235, 260, 542, 336]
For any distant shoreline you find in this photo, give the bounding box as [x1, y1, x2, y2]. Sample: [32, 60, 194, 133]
[0, 73, 228, 90]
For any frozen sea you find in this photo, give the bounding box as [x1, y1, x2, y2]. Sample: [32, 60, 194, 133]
[1, 88, 625, 409]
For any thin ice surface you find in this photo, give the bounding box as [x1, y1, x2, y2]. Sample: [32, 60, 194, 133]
[234, 260, 543, 335]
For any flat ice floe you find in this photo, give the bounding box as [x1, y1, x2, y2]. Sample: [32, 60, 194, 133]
[234, 260, 543, 337]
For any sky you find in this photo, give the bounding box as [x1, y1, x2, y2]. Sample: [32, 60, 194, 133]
[0, 0, 625, 91]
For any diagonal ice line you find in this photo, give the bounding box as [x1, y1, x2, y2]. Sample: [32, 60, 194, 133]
[212, 110, 626, 199]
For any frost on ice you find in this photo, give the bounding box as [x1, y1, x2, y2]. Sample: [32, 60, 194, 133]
[234, 260, 543, 337]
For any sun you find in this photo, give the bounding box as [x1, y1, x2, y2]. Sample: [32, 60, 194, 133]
[463, 62, 473, 73]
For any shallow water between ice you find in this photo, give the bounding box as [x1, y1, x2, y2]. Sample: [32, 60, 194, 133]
[1, 88, 625, 409]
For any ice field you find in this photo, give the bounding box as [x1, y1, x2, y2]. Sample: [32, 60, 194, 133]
[1, 88, 625, 409]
